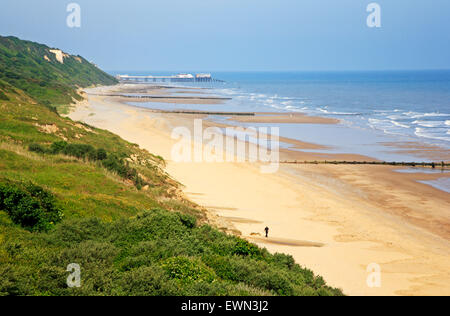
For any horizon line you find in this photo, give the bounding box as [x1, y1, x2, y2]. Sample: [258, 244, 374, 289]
[105, 68, 450, 74]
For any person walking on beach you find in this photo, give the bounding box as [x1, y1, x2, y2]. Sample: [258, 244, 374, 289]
[264, 226, 269, 238]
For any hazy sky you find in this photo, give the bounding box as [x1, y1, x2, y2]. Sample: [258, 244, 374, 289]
[1, 0, 449, 72]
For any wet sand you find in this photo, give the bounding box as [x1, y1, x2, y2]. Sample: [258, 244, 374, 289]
[69, 85, 450, 296]
[227, 112, 339, 124]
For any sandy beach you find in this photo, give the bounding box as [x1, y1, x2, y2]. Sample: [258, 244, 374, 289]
[68, 84, 450, 296]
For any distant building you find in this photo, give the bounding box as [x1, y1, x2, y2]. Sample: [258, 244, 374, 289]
[175, 73, 194, 79]
[196, 73, 211, 79]
[195, 73, 212, 82]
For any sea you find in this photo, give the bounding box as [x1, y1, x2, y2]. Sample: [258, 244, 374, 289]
[113, 70, 450, 192]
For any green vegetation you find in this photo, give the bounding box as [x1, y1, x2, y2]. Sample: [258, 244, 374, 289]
[0, 209, 342, 296]
[0, 35, 117, 108]
[0, 180, 63, 232]
[29, 141, 146, 189]
[0, 35, 343, 296]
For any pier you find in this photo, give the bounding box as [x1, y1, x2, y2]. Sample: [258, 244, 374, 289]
[116, 73, 224, 83]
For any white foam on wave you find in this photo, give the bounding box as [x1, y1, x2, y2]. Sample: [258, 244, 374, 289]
[446, 120, 450, 126]
[368, 118, 404, 135]
[415, 127, 450, 142]
[387, 114, 406, 121]
[316, 107, 362, 116]
[404, 111, 450, 119]
[391, 121, 410, 129]
[374, 109, 397, 113]
[270, 95, 296, 101]
[412, 120, 444, 128]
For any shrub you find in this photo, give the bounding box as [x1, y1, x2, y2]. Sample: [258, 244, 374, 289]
[101, 154, 128, 177]
[116, 266, 178, 296]
[202, 255, 239, 281]
[0, 90, 9, 101]
[177, 212, 197, 229]
[51, 217, 106, 244]
[0, 264, 29, 296]
[250, 269, 293, 295]
[0, 180, 63, 231]
[28, 143, 46, 154]
[271, 253, 296, 269]
[232, 238, 262, 257]
[63, 144, 96, 159]
[162, 256, 216, 284]
[96, 148, 107, 161]
[50, 141, 68, 154]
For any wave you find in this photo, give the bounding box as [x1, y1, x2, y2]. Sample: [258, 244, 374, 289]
[412, 120, 446, 128]
[387, 114, 406, 120]
[316, 108, 362, 116]
[368, 119, 404, 135]
[270, 95, 305, 101]
[373, 109, 401, 113]
[211, 87, 450, 144]
[391, 121, 410, 129]
[415, 128, 450, 142]
[404, 111, 450, 119]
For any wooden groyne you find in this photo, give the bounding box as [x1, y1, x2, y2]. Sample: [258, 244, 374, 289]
[148, 110, 255, 116]
[280, 160, 450, 168]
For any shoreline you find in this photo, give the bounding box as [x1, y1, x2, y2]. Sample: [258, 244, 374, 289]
[69, 84, 450, 296]
[100, 85, 450, 164]
[119, 97, 450, 165]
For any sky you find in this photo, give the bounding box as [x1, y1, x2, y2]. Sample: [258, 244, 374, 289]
[1, 0, 449, 72]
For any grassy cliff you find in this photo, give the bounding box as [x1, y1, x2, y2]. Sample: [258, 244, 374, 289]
[0, 35, 117, 108]
[0, 36, 343, 296]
